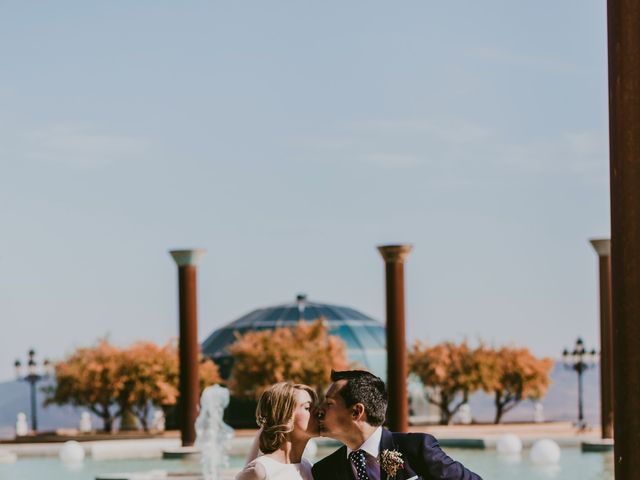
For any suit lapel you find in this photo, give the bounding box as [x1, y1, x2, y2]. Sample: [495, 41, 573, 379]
[379, 429, 395, 480]
[378, 430, 419, 480]
[335, 445, 356, 480]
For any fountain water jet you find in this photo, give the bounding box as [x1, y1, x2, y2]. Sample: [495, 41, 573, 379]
[194, 384, 235, 480]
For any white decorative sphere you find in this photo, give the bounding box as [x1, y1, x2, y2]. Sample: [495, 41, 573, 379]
[529, 439, 561, 465]
[496, 434, 522, 454]
[59, 441, 85, 463]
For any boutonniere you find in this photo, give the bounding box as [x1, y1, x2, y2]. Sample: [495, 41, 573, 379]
[379, 449, 404, 478]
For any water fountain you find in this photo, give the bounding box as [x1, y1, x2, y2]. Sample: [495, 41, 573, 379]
[97, 385, 235, 480]
[194, 385, 235, 480]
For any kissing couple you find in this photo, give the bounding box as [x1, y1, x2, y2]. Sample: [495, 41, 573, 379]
[236, 370, 482, 480]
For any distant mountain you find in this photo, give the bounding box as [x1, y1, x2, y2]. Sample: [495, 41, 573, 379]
[466, 362, 601, 424]
[0, 379, 103, 439]
[0, 362, 602, 438]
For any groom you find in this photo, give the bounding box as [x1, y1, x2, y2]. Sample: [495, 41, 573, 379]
[313, 370, 482, 480]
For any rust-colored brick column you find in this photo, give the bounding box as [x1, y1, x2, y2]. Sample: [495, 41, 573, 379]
[590, 239, 614, 440]
[607, 0, 640, 474]
[378, 244, 412, 432]
[169, 249, 206, 447]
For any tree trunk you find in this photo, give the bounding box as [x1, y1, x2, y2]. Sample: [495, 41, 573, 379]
[93, 404, 114, 433]
[494, 405, 504, 424]
[440, 409, 452, 425]
[103, 415, 113, 433]
[137, 405, 149, 431]
[439, 392, 452, 425]
[494, 391, 504, 424]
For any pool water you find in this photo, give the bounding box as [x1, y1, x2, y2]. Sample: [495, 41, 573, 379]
[449, 448, 613, 480]
[0, 448, 614, 480]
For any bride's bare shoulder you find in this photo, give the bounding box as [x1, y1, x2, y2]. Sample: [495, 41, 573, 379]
[235, 459, 268, 480]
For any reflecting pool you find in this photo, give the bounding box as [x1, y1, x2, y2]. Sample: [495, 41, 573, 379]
[450, 447, 613, 480]
[0, 447, 614, 480]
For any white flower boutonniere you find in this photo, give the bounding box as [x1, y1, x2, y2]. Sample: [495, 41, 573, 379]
[379, 449, 404, 478]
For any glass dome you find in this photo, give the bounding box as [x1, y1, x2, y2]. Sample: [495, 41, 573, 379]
[201, 294, 386, 380]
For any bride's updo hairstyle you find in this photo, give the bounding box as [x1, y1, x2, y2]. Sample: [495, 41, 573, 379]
[255, 382, 317, 453]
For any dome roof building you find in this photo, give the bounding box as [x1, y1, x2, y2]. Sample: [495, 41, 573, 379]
[201, 294, 386, 380]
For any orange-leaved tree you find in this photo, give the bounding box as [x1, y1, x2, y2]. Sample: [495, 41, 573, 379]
[45, 340, 123, 432]
[477, 346, 554, 424]
[46, 340, 222, 432]
[198, 355, 223, 392]
[409, 340, 484, 425]
[116, 341, 221, 430]
[228, 319, 348, 399]
[116, 342, 178, 430]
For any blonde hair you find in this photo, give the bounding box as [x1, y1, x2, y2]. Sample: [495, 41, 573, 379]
[256, 382, 318, 453]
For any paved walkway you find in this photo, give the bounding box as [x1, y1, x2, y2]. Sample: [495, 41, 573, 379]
[411, 421, 603, 447]
[413, 421, 600, 439]
[0, 422, 604, 458]
[236, 421, 601, 440]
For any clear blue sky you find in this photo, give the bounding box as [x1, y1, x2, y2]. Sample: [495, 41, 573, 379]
[0, 1, 610, 381]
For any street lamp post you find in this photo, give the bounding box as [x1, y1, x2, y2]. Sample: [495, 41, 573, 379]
[562, 338, 598, 430]
[14, 349, 51, 433]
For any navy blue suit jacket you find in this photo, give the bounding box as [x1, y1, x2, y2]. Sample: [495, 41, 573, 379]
[311, 429, 482, 480]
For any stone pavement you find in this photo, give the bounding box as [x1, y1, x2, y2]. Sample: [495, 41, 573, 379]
[411, 421, 602, 446]
[0, 422, 602, 458]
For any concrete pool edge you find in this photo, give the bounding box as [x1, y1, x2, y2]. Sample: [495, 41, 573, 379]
[0, 422, 607, 459]
[0, 435, 609, 461]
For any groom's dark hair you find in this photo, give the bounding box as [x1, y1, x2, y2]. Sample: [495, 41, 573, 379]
[330, 370, 387, 426]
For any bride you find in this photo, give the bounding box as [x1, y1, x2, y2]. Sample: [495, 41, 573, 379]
[235, 382, 319, 480]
